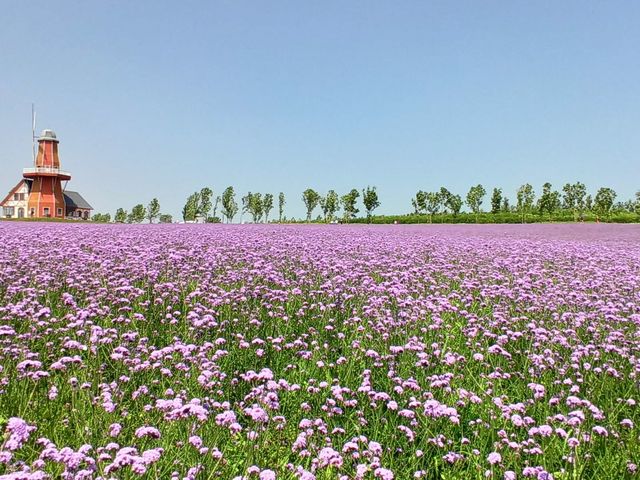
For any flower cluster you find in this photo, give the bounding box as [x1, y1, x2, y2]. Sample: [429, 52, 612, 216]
[0, 223, 638, 478]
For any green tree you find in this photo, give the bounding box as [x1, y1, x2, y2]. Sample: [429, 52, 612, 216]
[594, 187, 617, 219]
[302, 188, 321, 222]
[362, 186, 380, 222]
[501, 197, 510, 213]
[563, 182, 588, 220]
[129, 204, 146, 224]
[212, 196, 221, 220]
[424, 191, 442, 223]
[263, 193, 274, 222]
[439, 187, 452, 213]
[412, 191, 427, 214]
[446, 193, 462, 216]
[278, 192, 286, 223]
[635, 191, 640, 217]
[146, 198, 160, 223]
[198, 187, 213, 219]
[341, 189, 360, 222]
[241, 192, 252, 220]
[248, 192, 263, 223]
[114, 208, 127, 223]
[182, 192, 200, 222]
[516, 183, 535, 223]
[221, 186, 238, 223]
[562, 183, 576, 211]
[159, 214, 173, 223]
[538, 182, 560, 218]
[573, 182, 587, 220]
[465, 184, 486, 222]
[620, 200, 635, 213]
[91, 213, 111, 222]
[491, 188, 502, 214]
[320, 190, 339, 222]
[611, 201, 627, 214]
[585, 194, 593, 212]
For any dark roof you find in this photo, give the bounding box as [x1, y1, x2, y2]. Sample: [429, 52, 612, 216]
[64, 191, 93, 210]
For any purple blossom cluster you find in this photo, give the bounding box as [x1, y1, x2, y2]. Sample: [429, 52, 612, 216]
[0, 223, 639, 479]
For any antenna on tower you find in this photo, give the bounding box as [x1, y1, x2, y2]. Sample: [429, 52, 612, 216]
[31, 103, 37, 165]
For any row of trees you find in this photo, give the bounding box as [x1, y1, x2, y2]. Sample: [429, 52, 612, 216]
[182, 187, 286, 223]
[100, 183, 639, 224]
[179, 186, 381, 223]
[241, 192, 285, 223]
[111, 198, 172, 224]
[301, 187, 380, 222]
[412, 183, 638, 222]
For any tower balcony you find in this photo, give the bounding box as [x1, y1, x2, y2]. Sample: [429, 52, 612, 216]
[23, 166, 71, 180]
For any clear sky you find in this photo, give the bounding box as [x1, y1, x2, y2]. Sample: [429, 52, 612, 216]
[1, 1, 639, 220]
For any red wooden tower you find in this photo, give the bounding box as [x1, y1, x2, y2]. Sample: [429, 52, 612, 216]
[23, 129, 71, 218]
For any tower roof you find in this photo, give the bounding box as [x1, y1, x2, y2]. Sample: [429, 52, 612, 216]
[38, 129, 58, 142]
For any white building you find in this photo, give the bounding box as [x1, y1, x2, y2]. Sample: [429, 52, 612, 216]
[1, 180, 30, 219]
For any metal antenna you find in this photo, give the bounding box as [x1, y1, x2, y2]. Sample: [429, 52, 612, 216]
[31, 103, 37, 165]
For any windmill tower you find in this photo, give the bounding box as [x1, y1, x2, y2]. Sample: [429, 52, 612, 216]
[23, 129, 71, 218]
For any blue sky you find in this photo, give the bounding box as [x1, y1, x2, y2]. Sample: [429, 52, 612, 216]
[1, 1, 639, 220]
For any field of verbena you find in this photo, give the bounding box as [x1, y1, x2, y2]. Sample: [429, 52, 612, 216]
[0, 224, 639, 480]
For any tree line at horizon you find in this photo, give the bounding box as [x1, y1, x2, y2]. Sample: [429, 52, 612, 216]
[411, 182, 636, 223]
[95, 186, 382, 224]
[92, 182, 640, 224]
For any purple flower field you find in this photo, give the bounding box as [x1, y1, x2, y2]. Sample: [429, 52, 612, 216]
[0, 223, 639, 479]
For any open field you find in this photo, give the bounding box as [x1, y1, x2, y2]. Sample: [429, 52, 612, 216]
[0, 223, 639, 479]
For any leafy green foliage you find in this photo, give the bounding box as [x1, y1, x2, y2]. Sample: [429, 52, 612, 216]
[465, 184, 486, 221]
[538, 183, 561, 218]
[182, 192, 200, 222]
[114, 208, 127, 223]
[362, 186, 380, 222]
[128, 204, 146, 223]
[491, 188, 502, 214]
[146, 198, 160, 223]
[278, 192, 286, 223]
[594, 187, 617, 219]
[198, 187, 213, 219]
[320, 190, 340, 222]
[222, 186, 238, 223]
[302, 189, 321, 222]
[244, 192, 264, 223]
[263, 193, 274, 222]
[91, 213, 111, 223]
[446, 193, 463, 216]
[517, 183, 535, 223]
[412, 191, 427, 214]
[340, 189, 360, 222]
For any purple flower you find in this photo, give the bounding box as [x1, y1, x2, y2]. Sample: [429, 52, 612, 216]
[260, 470, 276, 480]
[374, 467, 394, 480]
[134, 426, 161, 439]
[4, 417, 36, 451]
